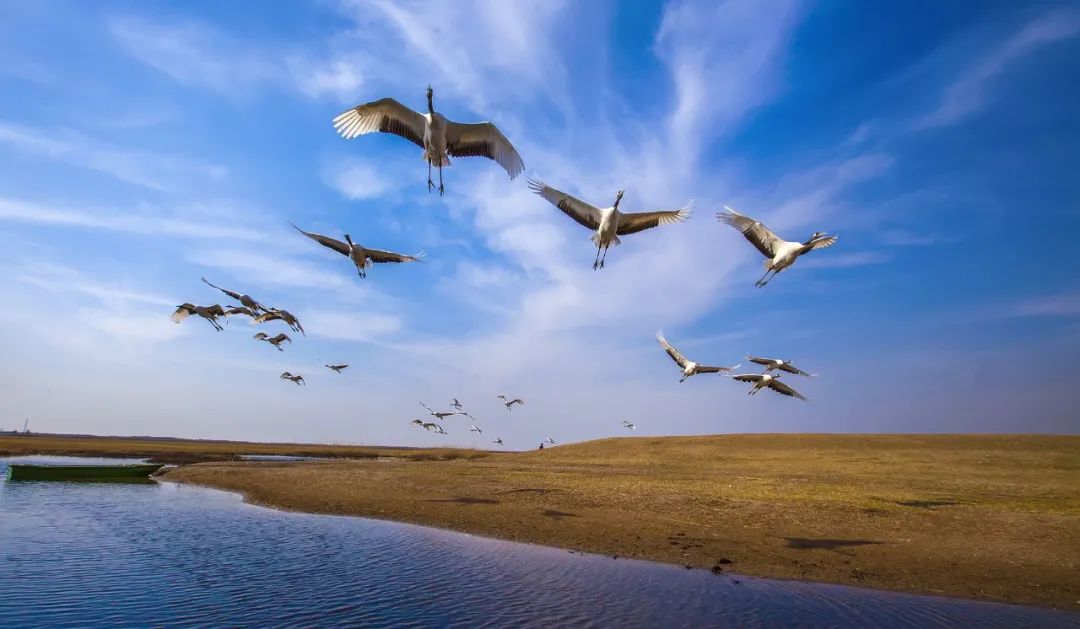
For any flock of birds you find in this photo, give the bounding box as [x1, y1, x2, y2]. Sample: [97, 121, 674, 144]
[171, 85, 836, 448]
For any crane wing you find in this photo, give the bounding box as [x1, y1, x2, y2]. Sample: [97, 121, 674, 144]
[768, 379, 807, 401]
[332, 97, 425, 148]
[444, 121, 525, 179]
[695, 364, 738, 374]
[527, 178, 602, 231]
[171, 304, 195, 324]
[746, 355, 774, 367]
[731, 374, 765, 383]
[617, 203, 694, 236]
[253, 311, 280, 324]
[366, 248, 425, 264]
[806, 234, 838, 251]
[290, 222, 350, 256]
[717, 206, 782, 258]
[778, 363, 814, 377]
[655, 331, 689, 369]
[201, 277, 242, 301]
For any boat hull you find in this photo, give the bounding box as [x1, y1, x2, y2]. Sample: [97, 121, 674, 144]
[7, 464, 164, 482]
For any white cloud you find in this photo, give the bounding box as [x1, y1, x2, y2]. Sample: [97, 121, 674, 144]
[879, 229, 956, 247]
[111, 16, 364, 102]
[346, 0, 573, 114]
[1009, 291, 1080, 318]
[4, 261, 188, 352]
[915, 8, 1080, 129]
[304, 309, 402, 343]
[0, 122, 226, 191]
[322, 158, 396, 201]
[185, 248, 356, 293]
[453, 261, 519, 289]
[15, 262, 177, 307]
[654, 0, 801, 175]
[288, 56, 364, 101]
[798, 251, 890, 270]
[0, 196, 267, 241]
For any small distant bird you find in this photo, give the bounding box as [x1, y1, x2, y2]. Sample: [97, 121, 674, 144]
[493, 438, 503, 445]
[621, 420, 637, 430]
[411, 419, 446, 434]
[469, 425, 483, 435]
[279, 372, 306, 386]
[201, 277, 268, 313]
[291, 222, 424, 279]
[450, 398, 464, 411]
[746, 355, 815, 377]
[333, 86, 524, 195]
[497, 395, 524, 411]
[528, 178, 692, 270]
[544, 437, 556, 445]
[253, 332, 291, 351]
[729, 373, 807, 401]
[253, 309, 305, 336]
[223, 305, 258, 320]
[420, 401, 460, 420]
[717, 206, 837, 288]
[172, 303, 225, 331]
[324, 363, 349, 373]
[656, 331, 739, 382]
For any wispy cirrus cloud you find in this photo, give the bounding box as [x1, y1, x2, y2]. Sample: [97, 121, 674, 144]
[0, 122, 226, 191]
[798, 251, 891, 270]
[915, 8, 1080, 130]
[15, 262, 177, 307]
[341, 0, 573, 115]
[655, 0, 802, 170]
[184, 248, 356, 293]
[0, 196, 268, 241]
[110, 16, 364, 102]
[5, 261, 188, 351]
[303, 309, 402, 343]
[1008, 291, 1080, 318]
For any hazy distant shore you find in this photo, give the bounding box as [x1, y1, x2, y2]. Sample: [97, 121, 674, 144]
[5, 433, 1078, 609]
[0, 433, 489, 464]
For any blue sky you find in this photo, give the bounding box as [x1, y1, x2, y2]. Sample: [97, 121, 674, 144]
[1, 0, 1077, 445]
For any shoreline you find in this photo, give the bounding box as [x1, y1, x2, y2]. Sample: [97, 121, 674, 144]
[158, 477, 1080, 616]
[159, 434, 1080, 611]
[6, 433, 1077, 609]
[162, 465, 1079, 610]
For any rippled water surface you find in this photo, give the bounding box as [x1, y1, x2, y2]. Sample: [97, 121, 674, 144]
[1, 457, 1076, 628]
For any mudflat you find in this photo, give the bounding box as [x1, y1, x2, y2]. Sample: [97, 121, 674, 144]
[0, 434, 487, 464]
[7, 433, 1078, 608]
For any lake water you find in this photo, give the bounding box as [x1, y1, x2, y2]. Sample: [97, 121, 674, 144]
[1, 456, 1076, 628]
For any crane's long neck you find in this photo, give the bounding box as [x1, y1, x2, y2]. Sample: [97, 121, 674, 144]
[427, 92, 434, 114]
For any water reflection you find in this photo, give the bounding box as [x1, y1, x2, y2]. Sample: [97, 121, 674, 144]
[0, 457, 1075, 628]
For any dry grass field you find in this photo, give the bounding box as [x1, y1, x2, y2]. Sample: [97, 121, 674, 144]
[6, 433, 1078, 608]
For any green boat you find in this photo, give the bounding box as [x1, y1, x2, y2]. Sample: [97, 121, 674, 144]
[7, 464, 164, 482]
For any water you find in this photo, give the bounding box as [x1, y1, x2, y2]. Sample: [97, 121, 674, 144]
[1, 457, 1076, 628]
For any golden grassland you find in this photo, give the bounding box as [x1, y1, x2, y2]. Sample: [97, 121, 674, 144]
[5, 433, 1079, 608]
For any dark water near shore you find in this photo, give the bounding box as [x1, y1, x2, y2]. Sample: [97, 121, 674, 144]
[1, 457, 1076, 628]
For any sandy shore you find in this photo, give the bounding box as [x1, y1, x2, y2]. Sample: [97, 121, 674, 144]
[152, 434, 1080, 610]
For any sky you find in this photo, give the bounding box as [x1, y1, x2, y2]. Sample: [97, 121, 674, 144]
[1, 0, 1078, 446]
